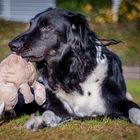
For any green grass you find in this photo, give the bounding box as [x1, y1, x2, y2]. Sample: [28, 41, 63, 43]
[0, 80, 139, 140]
[0, 117, 140, 140]
[126, 80, 140, 105]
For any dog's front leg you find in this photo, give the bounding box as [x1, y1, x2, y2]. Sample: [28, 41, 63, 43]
[24, 110, 72, 131]
[24, 110, 61, 131]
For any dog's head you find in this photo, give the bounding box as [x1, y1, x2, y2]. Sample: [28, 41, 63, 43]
[9, 8, 90, 62]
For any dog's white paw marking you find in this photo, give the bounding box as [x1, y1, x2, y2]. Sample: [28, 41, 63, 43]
[129, 108, 140, 126]
[23, 115, 44, 131]
[42, 110, 61, 128]
[24, 111, 61, 131]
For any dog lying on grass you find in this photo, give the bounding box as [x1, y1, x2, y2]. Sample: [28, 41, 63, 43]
[8, 8, 140, 131]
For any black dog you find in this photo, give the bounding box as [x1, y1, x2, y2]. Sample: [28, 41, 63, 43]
[9, 8, 140, 130]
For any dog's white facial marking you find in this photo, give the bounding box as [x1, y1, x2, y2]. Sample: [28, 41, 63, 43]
[129, 108, 140, 126]
[56, 53, 108, 117]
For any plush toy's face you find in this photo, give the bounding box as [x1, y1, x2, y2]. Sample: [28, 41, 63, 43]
[0, 54, 36, 86]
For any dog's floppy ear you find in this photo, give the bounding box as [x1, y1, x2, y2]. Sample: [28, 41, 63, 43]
[70, 13, 89, 42]
[63, 11, 89, 42]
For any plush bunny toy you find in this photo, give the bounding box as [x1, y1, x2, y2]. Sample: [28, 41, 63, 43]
[0, 53, 46, 114]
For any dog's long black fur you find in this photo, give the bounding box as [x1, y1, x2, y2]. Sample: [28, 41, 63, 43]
[9, 8, 140, 129]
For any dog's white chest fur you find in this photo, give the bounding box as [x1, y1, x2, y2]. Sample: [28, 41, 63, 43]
[56, 56, 108, 117]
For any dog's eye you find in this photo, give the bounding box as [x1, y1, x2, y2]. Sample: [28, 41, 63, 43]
[40, 24, 52, 32]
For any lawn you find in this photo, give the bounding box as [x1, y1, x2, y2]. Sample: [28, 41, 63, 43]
[0, 20, 140, 139]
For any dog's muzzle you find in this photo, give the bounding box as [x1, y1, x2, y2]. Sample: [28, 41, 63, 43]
[9, 40, 23, 52]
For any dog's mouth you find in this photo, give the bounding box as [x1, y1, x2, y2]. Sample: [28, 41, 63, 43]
[13, 51, 44, 62]
[11, 48, 45, 62]
[21, 55, 44, 62]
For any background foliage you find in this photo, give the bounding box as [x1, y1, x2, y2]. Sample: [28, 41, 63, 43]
[57, 0, 140, 23]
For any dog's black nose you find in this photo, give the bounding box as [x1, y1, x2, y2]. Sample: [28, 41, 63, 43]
[9, 40, 22, 52]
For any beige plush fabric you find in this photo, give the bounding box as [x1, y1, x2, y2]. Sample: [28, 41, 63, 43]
[0, 53, 46, 112]
[32, 81, 46, 105]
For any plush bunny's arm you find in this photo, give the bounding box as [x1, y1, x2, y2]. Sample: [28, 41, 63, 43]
[32, 81, 46, 105]
[0, 83, 18, 111]
[19, 83, 34, 104]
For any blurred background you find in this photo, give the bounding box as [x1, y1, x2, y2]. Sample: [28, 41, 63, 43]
[0, 0, 140, 80]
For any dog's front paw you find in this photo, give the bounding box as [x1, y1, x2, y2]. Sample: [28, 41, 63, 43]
[42, 110, 61, 127]
[129, 108, 140, 126]
[24, 111, 61, 131]
[23, 114, 44, 131]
